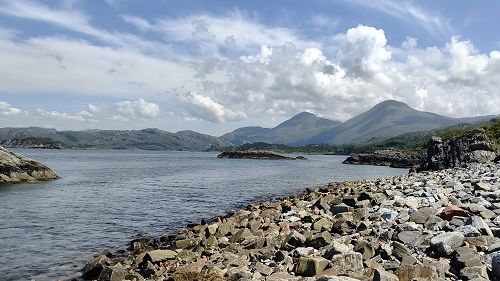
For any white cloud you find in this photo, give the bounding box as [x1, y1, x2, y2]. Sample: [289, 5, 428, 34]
[190, 25, 500, 122]
[121, 12, 319, 57]
[179, 91, 247, 123]
[121, 15, 152, 32]
[0, 101, 25, 116]
[337, 25, 391, 78]
[0, 36, 194, 97]
[0, 0, 167, 53]
[0, 99, 160, 126]
[340, 0, 454, 38]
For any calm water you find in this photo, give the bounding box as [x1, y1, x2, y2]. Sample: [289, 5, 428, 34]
[0, 149, 406, 280]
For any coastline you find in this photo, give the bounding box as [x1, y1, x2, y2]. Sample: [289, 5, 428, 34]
[83, 162, 500, 281]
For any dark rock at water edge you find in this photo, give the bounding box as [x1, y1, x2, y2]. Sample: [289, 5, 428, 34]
[0, 146, 58, 185]
[418, 129, 497, 171]
[342, 149, 424, 168]
[217, 151, 307, 160]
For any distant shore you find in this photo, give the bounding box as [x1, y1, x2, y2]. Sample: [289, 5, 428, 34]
[82, 162, 500, 280]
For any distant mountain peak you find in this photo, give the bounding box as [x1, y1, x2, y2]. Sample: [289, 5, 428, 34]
[374, 99, 412, 109]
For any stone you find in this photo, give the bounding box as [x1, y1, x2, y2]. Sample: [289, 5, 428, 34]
[329, 252, 364, 274]
[467, 216, 493, 236]
[474, 182, 491, 191]
[397, 231, 423, 247]
[129, 236, 155, 252]
[267, 272, 300, 281]
[295, 256, 329, 276]
[455, 247, 483, 268]
[330, 204, 353, 215]
[493, 252, 500, 281]
[430, 232, 464, 257]
[391, 241, 412, 260]
[97, 266, 128, 281]
[284, 230, 307, 248]
[440, 205, 470, 220]
[323, 240, 353, 259]
[456, 225, 481, 237]
[255, 262, 273, 276]
[373, 268, 399, 281]
[313, 218, 333, 231]
[145, 249, 177, 262]
[0, 146, 58, 185]
[395, 265, 439, 281]
[82, 255, 110, 280]
[409, 207, 435, 224]
[460, 266, 489, 280]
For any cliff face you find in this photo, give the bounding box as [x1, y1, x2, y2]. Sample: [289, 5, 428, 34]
[418, 129, 497, 171]
[0, 146, 58, 185]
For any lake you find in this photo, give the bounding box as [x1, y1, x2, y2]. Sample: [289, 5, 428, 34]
[0, 149, 407, 280]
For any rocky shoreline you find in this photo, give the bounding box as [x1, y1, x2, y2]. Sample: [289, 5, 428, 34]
[83, 161, 500, 281]
[0, 146, 58, 185]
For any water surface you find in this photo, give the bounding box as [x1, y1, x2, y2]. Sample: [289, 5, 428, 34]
[0, 149, 406, 280]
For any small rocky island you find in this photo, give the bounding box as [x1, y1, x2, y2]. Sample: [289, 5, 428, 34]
[0, 146, 58, 185]
[342, 149, 425, 168]
[217, 151, 307, 160]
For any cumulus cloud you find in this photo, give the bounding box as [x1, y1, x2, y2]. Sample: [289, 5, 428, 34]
[179, 91, 247, 123]
[191, 25, 500, 121]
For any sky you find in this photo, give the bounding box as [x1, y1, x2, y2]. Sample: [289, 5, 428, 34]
[0, 0, 499, 136]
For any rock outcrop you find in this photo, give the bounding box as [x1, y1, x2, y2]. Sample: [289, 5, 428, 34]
[217, 151, 307, 160]
[342, 149, 425, 168]
[418, 129, 498, 171]
[0, 146, 58, 185]
[83, 162, 500, 281]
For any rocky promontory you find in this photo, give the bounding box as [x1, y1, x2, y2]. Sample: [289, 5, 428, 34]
[83, 161, 500, 281]
[0, 146, 58, 185]
[218, 151, 307, 160]
[419, 129, 498, 171]
[342, 149, 425, 168]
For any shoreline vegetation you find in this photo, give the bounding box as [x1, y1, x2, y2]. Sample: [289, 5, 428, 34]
[81, 129, 500, 281]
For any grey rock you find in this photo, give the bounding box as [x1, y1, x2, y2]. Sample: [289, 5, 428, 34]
[98, 266, 128, 281]
[0, 146, 58, 185]
[430, 232, 465, 256]
[467, 216, 493, 236]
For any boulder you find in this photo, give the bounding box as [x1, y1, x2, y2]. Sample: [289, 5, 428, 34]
[430, 232, 464, 257]
[145, 249, 177, 262]
[373, 268, 399, 281]
[295, 256, 329, 276]
[98, 266, 128, 281]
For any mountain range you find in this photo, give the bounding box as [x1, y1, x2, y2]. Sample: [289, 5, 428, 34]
[0, 128, 230, 151]
[0, 100, 497, 150]
[221, 100, 499, 145]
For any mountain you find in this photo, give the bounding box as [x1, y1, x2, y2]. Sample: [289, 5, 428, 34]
[221, 111, 341, 145]
[0, 128, 231, 151]
[222, 100, 499, 145]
